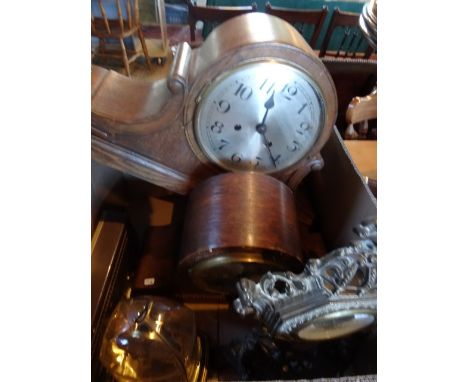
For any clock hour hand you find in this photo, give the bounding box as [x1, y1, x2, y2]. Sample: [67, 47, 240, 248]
[260, 91, 275, 125]
[256, 92, 277, 168]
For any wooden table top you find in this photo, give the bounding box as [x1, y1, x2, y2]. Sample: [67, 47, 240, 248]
[344, 140, 377, 180]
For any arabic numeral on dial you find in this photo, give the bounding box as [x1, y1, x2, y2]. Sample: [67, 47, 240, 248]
[259, 78, 276, 94]
[253, 156, 263, 168]
[231, 153, 242, 162]
[210, 121, 224, 133]
[281, 84, 298, 100]
[296, 122, 310, 135]
[287, 140, 300, 152]
[234, 83, 253, 100]
[297, 102, 308, 114]
[216, 100, 230, 113]
[218, 139, 229, 150]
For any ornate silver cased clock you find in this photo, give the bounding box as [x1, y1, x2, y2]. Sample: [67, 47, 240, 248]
[233, 219, 377, 340]
[91, 12, 338, 193]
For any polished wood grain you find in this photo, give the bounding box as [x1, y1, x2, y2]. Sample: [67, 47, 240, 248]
[91, 66, 185, 130]
[179, 172, 303, 293]
[91, 134, 208, 195]
[180, 172, 301, 259]
[265, 2, 328, 49]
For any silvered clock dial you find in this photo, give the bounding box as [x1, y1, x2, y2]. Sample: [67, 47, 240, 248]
[194, 61, 325, 173]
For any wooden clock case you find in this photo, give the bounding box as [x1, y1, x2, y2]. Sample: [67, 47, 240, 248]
[92, 12, 338, 194]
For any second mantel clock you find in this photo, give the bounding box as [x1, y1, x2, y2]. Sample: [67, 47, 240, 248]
[91, 12, 338, 194]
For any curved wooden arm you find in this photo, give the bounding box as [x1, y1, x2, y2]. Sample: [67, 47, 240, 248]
[345, 89, 377, 125]
[91, 43, 191, 134]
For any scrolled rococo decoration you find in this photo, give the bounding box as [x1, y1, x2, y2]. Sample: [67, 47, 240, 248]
[233, 219, 377, 341]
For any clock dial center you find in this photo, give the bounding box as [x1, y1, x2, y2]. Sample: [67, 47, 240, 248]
[256, 124, 267, 134]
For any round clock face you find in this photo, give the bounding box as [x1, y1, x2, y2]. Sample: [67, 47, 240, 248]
[193, 61, 326, 173]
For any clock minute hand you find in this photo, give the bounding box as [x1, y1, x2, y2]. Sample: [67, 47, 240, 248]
[260, 132, 277, 168]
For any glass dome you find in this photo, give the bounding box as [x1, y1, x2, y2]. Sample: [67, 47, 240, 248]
[100, 296, 203, 382]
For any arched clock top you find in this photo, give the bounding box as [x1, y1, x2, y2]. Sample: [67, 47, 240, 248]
[91, 13, 338, 194]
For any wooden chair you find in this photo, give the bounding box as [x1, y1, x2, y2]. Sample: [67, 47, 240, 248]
[345, 88, 377, 140]
[344, 88, 377, 197]
[265, 2, 328, 50]
[92, 0, 152, 77]
[185, 0, 257, 44]
[319, 7, 374, 59]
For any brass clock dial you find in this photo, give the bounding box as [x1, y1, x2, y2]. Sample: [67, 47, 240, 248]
[194, 61, 325, 173]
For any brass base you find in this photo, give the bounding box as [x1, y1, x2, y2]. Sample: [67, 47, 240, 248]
[184, 250, 303, 294]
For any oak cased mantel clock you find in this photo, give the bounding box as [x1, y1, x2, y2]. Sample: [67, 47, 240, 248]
[91, 12, 338, 194]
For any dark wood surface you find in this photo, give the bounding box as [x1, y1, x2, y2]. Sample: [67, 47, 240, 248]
[133, 226, 179, 292]
[180, 172, 301, 260]
[265, 2, 328, 49]
[179, 172, 303, 292]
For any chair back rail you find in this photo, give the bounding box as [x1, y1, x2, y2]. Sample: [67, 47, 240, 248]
[93, 0, 139, 35]
[264, 2, 328, 49]
[186, 0, 257, 41]
[319, 7, 374, 58]
[91, 0, 151, 77]
[126, 0, 133, 29]
[97, 0, 111, 34]
[115, 0, 125, 32]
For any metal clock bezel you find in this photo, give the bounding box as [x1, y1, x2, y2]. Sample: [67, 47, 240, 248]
[183, 40, 338, 182]
[191, 59, 327, 174]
